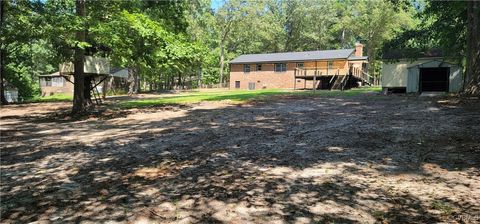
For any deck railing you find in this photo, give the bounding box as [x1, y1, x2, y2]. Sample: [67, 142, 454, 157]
[350, 66, 371, 84]
[294, 67, 344, 77]
[295, 66, 369, 80]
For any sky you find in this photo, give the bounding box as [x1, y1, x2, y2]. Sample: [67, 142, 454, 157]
[211, 0, 223, 11]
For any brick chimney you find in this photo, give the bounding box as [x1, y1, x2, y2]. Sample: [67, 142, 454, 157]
[355, 43, 363, 57]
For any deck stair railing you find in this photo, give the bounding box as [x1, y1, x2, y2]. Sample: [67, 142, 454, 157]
[89, 81, 102, 105]
[331, 74, 346, 90]
[341, 75, 350, 91]
[349, 66, 372, 85]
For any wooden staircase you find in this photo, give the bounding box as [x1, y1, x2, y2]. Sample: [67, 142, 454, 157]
[330, 75, 347, 90]
[89, 79, 102, 105]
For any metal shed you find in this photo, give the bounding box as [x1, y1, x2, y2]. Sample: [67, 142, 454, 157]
[406, 60, 463, 93]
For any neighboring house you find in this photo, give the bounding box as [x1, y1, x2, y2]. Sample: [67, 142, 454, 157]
[105, 68, 129, 93]
[381, 50, 463, 93]
[3, 80, 18, 102]
[39, 67, 128, 97]
[39, 56, 109, 96]
[38, 72, 74, 96]
[229, 43, 369, 90]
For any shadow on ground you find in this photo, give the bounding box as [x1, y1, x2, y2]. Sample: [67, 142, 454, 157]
[1, 94, 479, 223]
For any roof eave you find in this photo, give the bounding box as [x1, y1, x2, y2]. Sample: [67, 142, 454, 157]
[381, 56, 446, 61]
[229, 57, 351, 64]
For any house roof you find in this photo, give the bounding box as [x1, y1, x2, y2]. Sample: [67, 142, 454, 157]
[407, 59, 461, 69]
[38, 71, 61, 77]
[110, 68, 129, 78]
[230, 49, 355, 64]
[110, 67, 125, 74]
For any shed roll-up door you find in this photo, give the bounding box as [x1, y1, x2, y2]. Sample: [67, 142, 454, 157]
[419, 67, 449, 92]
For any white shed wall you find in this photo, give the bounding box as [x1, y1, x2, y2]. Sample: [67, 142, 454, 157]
[381, 59, 433, 88]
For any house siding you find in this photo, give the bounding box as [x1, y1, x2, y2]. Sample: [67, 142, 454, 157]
[229, 60, 350, 90]
[40, 76, 74, 96]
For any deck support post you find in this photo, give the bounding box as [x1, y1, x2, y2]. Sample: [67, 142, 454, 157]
[304, 69, 306, 89]
[315, 62, 318, 91]
[313, 70, 317, 93]
[294, 69, 296, 90]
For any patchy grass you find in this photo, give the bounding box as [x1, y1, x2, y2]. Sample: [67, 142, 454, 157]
[119, 86, 381, 108]
[26, 94, 73, 103]
[294, 86, 381, 97]
[431, 201, 455, 216]
[119, 89, 287, 108]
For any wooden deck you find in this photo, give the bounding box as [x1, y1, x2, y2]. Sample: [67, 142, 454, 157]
[294, 66, 371, 91]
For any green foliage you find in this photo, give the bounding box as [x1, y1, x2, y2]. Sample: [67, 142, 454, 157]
[1, 0, 56, 99]
[347, 0, 415, 81]
[1, 0, 420, 100]
[383, 1, 467, 60]
[421, 1, 467, 61]
[26, 93, 72, 103]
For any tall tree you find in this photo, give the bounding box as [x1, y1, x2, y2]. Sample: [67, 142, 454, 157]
[0, 0, 7, 104]
[0, 0, 51, 103]
[216, 0, 242, 85]
[464, 1, 480, 95]
[422, 1, 479, 95]
[71, 0, 90, 114]
[348, 0, 414, 84]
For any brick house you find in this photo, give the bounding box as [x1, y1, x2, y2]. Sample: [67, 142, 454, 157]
[229, 43, 369, 90]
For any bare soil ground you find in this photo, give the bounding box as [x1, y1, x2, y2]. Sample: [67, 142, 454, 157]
[1, 93, 479, 223]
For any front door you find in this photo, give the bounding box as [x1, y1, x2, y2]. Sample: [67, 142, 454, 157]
[248, 82, 255, 90]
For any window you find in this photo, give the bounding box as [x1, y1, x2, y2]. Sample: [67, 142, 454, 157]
[40, 77, 52, 87]
[41, 77, 65, 87]
[248, 82, 256, 90]
[235, 81, 240, 89]
[256, 64, 262, 71]
[296, 62, 304, 69]
[244, 64, 251, 73]
[52, 77, 65, 87]
[328, 61, 334, 69]
[274, 63, 287, 72]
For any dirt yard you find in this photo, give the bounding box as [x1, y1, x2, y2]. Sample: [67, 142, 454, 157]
[1, 93, 479, 223]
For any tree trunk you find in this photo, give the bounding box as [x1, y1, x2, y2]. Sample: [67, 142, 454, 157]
[127, 68, 135, 95]
[464, 0, 480, 95]
[135, 67, 140, 93]
[0, 48, 7, 105]
[127, 67, 140, 95]
[366, 43, 376, 85]
[0, 0, 8, 105]
[102, 76, 109, 99]
[84, 75, 92, 102]
[72, 0, 91, 114]
[219, 35, 225, 85]
[198, 67, 202, 89]
[178, 73, 182, 89]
